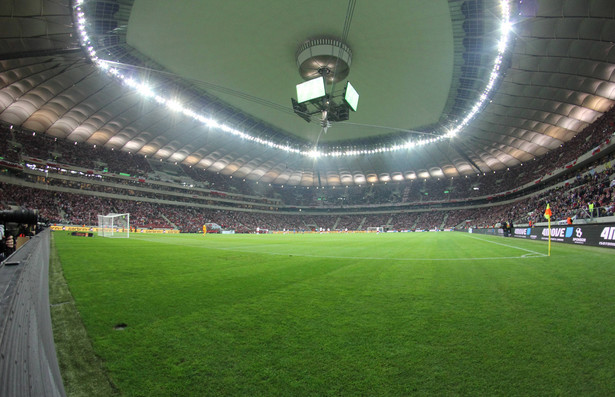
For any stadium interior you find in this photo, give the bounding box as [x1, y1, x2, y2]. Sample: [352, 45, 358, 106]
[0, 0, 614, 235]
[1, 0, 615, 395]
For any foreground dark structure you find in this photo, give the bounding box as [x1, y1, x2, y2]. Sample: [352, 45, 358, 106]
[0, 230, 65, 397]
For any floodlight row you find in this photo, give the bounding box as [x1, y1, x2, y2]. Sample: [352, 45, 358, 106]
[73, 0, 512, 159]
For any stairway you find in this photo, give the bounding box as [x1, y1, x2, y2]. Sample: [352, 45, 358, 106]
[160, 213, 178, 229]
[402, 186, 410, 202]
[412, 214, 421, 230]
[440, 213, 449, 229]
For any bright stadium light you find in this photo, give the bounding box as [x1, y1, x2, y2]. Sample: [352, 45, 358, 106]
[73, 0, 512, 159]
[296, 77, 326, 103]
[344, 81, 359, 112]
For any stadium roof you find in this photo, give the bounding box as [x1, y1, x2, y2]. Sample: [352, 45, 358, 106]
[1, 0, 614, 186]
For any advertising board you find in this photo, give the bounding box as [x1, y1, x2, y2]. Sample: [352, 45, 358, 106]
[466, 224, 615, 249]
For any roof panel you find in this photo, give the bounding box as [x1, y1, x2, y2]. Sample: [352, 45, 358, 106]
[0, 0, 613, 184]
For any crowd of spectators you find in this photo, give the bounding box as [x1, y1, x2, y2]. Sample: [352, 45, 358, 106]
[1, 125, 151, 176]
[1, 105, 615, 232]
[2, 103, 615, 209]
[463, 159, 615, 228]
[1, 164, 613, 232]
[0, 183, 63, 222]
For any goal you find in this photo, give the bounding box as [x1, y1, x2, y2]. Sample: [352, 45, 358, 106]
[366, 226, 384, 233]
[98, 213, 130, 238]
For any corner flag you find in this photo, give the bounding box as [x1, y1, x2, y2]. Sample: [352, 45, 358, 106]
[544, 204, 552, 220]
[544, 204, 552, 256]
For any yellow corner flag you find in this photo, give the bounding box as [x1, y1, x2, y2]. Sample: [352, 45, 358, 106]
[544, 204, 552, 220]
[544, 204, 552, 256]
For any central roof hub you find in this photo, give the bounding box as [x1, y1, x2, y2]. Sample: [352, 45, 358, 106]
[296, 38, 352, 84]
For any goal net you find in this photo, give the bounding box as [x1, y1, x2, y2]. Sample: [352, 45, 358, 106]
[98, 213, 130, 238]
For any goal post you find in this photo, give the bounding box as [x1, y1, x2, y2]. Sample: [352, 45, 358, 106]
[98, 213, 130, 238]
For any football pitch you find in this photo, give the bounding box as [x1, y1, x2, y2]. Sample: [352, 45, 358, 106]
[52, 231, 615, 396]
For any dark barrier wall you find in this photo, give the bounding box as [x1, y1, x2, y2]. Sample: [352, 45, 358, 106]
[466, 223, 615, 249]
[0, 229, 66, 397]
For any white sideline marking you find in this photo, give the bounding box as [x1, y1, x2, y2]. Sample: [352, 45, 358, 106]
[462, 234, 547, 257]
[134, 235, 546, 262]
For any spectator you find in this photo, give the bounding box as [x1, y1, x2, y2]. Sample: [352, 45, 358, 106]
[5, 235, 15, 256]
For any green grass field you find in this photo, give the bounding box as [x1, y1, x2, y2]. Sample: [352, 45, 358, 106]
[52, 231, 615, 396]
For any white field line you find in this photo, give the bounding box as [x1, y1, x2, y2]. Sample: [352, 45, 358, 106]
[133, 235, 547, 262]
[462, 233, 548, 257]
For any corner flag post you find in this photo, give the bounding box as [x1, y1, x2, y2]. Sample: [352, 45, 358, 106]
[544, 204, 553, 256]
